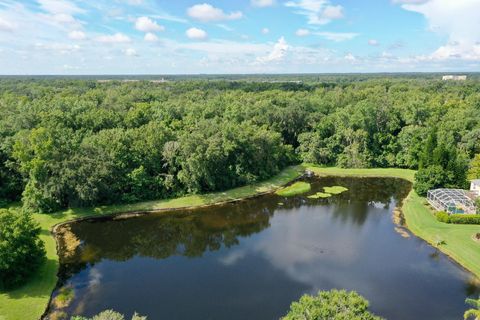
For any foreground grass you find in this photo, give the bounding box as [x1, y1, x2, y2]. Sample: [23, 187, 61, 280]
[308, 166, 480, 279]
[0, 165, 305, 320]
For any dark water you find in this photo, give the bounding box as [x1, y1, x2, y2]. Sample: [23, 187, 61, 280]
[50, 177, 479, 320]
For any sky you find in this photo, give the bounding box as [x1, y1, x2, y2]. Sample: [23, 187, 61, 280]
[0, 0, 480, 74]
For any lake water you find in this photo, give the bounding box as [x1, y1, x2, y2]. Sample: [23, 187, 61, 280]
[48, 177, 479, 320]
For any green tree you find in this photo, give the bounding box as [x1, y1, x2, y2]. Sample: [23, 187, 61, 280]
[414, 165, 447, 196]
[282, 289, 383, 320]
[0, 209, 45, 288]
[468, 154, 480, 180]
[71, 310, 147, 320]
[464, 297, 480, 320]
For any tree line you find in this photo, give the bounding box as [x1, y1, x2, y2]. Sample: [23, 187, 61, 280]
[0, 78, 479, 213]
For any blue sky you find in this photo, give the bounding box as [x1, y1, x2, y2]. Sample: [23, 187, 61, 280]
[0, 0, 479, 74]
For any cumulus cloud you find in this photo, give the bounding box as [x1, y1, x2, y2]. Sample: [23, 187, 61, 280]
[68, 30, 86, 40]
[187, 3, 243, 22]
[398, 0, 480, 61]
[256, 36, 289, 63]
[124, 48, 138, 56]
[251, 0, 276, 7]
[96, 33, 131, 43]
[37, 0, 84, 27]
[144, 32, 159, 42]
[135, 17, 164, 32]
[368, 39, 379, 46]
[261, 27, 270, 34]
[314, 31, 358, 42]
[186, 27, 208, 40]
[0, 17, 15, 32]
[296, 28, 310, 36]
[344, 53, 356, 61]
[285, 0, 344, 25]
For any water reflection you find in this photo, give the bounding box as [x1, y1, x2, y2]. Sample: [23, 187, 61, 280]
[49, 177, 478, 320]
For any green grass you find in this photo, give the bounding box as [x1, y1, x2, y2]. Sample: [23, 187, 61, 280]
[306, 165, 480, 279]
[323, 186, 349, 194]
[0, 165, 305, 320]
[276, 181, 311, 197]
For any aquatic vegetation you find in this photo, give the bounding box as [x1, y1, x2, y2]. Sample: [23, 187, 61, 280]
[308, 192, 332, 199]
[52, 286, 74, 309]
[323, 186, 348, 194]
[276, 182, 311, 197]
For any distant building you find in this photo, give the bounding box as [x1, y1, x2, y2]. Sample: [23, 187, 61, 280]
[471, 179, 480, 197]
[427, 188, 477, 214]
[442, 75, 467, 81]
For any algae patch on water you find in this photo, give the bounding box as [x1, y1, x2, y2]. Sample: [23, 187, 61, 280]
[276, 182, 311, 197]
[323, 186, 348, 194]
[308, 192, 332, 199]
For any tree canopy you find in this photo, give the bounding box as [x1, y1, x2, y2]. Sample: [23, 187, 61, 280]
[0, 78, 478, 211]
[282, 289, 383, 320]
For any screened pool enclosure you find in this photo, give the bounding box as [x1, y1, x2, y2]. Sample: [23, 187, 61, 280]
[427, 189, 477, 214]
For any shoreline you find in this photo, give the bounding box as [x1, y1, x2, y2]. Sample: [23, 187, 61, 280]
[2, 165, 479, 320]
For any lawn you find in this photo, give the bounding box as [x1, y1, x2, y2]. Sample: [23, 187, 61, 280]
[0, 165, 305, 320]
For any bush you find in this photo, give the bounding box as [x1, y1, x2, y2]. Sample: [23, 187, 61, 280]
[71, 310, 147, 320]
[282, 289, 383, 320]
[0, 209, 45, 288]
[448, 214, 480, 225]
[434, 212, 480, 225]
[435, 211, 450, 223]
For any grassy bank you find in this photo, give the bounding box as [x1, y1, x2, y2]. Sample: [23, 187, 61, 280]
[0, 165, 305, 320]
[2, 165, 479, 320]
[308, 166, 480, 278]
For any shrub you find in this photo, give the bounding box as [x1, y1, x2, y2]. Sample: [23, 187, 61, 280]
[448, 214, 480, 225]
[0, 209, 45, 288]
[435, 211, 450, 223]
[435, 212, 480, 225]
[282, 289, 383, 320]
[71, 310, 147, 320]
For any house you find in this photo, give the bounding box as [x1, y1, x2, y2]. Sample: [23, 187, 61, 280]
[471, 179, 480, 197]
[427, 188, 477, 214]
[442, 75, 467, 81]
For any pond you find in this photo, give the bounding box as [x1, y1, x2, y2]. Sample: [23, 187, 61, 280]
[48, 177, 479, 320]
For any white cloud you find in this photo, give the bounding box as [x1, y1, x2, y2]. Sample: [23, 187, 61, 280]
[251, 0, 276, 7]
[261, 27, 270, 34]
[186, 27, 208, 40]
[187, 3, 243, 22]
[37, 0, 84, 27]
[135, 17, 164, 32]
[144, 32, 158, 42]
[344, 53, 356, 61]
[399, 0, 480, 61]
[96, 33, 131, 43]
[38, 0, 84, 15]
[256, 36, 289, 63]
[285, 0, 344, 25]
[0, 17, 15, 32]
[68, 30, 86, 40]
[314, 31, 358, 42]
[124, 48, 138, 56]
[296, 28, 310, 36]
[368, 39, 379, 46]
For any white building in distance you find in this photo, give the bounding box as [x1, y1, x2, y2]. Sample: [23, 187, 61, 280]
[442, 75, 467, 81]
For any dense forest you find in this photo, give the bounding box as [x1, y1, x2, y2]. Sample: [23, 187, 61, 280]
[0, 77, 479, 213]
